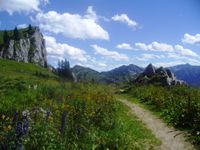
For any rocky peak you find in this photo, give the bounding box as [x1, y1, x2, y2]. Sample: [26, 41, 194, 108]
[143, 63, 156, 77]
[135, 64, 185, 86]
[0, 26, 47, 67]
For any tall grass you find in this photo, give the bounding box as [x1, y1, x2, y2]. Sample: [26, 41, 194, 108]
[128, 85, 200, 145]
[0, 59, 160, 149]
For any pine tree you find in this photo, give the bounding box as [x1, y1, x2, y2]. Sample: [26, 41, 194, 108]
[3, 30, 9, 45]
[2, 30, 10, 56]
[28, 24, 33, 35]
[14, 27, 20, 40]
[57, 59, 73, 80]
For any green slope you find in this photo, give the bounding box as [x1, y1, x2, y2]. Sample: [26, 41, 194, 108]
[0, 59, 160, 149]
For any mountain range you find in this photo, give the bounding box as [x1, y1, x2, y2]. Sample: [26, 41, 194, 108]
[1, 26, 200, 86]
[72, 63, 200, 86]
[72, 64, 143, 84]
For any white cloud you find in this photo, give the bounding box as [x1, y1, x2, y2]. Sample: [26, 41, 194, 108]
[88, 57, 108, 68]
[17, 24, 28, 29]
[85, 6, 98, 21]
[98, 62, 107, 67]
[0, 0, 48, 15]
[44, 35, 88, 62]
[182, 33, 200, 45]
[136, 54, 164, 61]
[34, 6, 109, 40]
[174, 45, 198, 57]
[154, 61, 185, 67]
[112, 14, 138, 28]
[91, 44, 129, 61]
[186, 58, 200, 65]
[116, 43, 133, 50]
[135, 41, 198, 57]
[135, 42, 173, 52]
[154, 58, 200, 67]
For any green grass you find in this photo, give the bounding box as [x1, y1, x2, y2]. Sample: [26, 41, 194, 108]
[114, 101, 161, 149]
[123, 85, 200, 146]
[0, 59, 161, 149]
[0, 58, 57, 84]
[0, 58, 56, 78]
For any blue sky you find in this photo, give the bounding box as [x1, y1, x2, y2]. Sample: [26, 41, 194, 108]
[1, 0, 200, 71]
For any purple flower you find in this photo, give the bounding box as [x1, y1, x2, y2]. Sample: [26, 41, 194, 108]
[13, 112, 18, 123]
[60, 111, 67, 134]
[16, 118, 29, 139]
[23, 118, 29, 135]
[16, 122, 23, 138]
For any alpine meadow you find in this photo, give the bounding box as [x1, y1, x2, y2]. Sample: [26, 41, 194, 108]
[0, 0, 200, 150]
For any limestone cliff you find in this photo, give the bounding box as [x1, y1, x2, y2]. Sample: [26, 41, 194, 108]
[0, 27, 47, 67]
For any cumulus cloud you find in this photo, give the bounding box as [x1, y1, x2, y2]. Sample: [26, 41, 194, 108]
[136, 54, 164, 61]
[135, 42, 173, 52]
[155, 58, 200, 67]
[174, 45, 198, 57]
[112, 14, 138, 28]
[85, 6, 98, 21]
[116, 43, 133, 50]
[34, 6, 109, 40]
[154, 61, 185, 67]
[135, 42, 198, 57]
[91, 44, 129, 61]
[182, 33, 200, 45]
[0, 0, 48, 15]
[17, 24, 28, 29]
[44, 35, 88, 62]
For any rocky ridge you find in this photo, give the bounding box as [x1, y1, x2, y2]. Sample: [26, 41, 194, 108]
[135, 63, 185, 86]
[0, 27, 47, 67]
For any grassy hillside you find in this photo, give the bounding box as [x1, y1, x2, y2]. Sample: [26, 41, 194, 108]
[0, 58, 160, 149]
[0, 58, 56, 79]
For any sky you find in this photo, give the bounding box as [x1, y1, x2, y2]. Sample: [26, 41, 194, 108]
[0, 0, 200, 71]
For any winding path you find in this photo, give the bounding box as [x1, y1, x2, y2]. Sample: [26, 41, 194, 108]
[119, 99, 196, 150]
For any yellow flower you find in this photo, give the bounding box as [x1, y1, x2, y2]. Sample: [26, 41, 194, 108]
[7, 125, 12, 130]
[2, 115, 5, 120]
[6, 117, 9, 121]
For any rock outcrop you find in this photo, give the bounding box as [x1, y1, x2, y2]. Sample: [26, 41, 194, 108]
[135, 64, 186, 86]
[0, 27, 47, 67]
[143, 63, 156, 77]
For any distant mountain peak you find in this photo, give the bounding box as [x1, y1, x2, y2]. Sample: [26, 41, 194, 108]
[72, 63, 144, 84]
[135, 63, 185, 86]
[143, 63, 156, 77]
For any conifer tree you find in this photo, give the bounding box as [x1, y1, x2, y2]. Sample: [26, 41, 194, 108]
[28, 24, 33, 35]
[3, 30, 9, 45]
[14, 27, 20, 40]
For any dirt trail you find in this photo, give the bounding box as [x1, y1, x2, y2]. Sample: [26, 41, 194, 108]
[119, 99, 196, 150]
